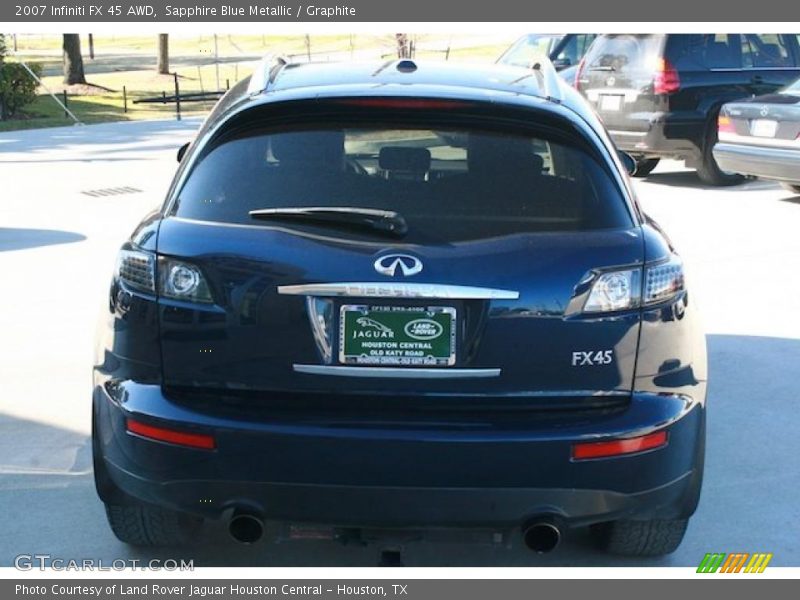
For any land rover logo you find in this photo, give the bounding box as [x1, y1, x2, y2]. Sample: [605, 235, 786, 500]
[404, 319, 443, 340]
[374, 254, 423, 277]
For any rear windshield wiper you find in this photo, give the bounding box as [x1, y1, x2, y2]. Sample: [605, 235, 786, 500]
[249, 206, 408, 238]
[588, 65, 616, 72]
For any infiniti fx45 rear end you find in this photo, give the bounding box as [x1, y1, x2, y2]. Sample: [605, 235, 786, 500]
[93, 60, 706, 557]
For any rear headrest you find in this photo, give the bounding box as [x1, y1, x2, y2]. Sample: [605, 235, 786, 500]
[468, 134, 543, 175]
[270, 130, 345, 166]
[378, 147, 431, 172]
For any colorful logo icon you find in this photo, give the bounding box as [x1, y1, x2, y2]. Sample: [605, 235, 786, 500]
[697, 553, 773, 573]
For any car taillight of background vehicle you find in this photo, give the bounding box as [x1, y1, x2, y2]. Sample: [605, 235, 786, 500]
[717, 114, 736, 135]
[574, 57, 586, 90]
[582, 255, 685, 314]
[116, 249, 213, 303]
[654, 58, 681, 95]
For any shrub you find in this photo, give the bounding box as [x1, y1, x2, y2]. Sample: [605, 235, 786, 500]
[0, 62, 41, 120]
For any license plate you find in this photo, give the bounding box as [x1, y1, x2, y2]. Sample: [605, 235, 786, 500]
[339, 305, 456, 367]
[751, 119, 778, 138]
[599, 95, 623, 112]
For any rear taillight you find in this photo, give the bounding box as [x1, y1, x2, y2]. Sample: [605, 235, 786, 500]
[116, 248, 213, 303]
[116, 249, 155, 294]
[643, 255, 685, 305]
[158, 257, 213, 303]
[653, 58, 680, 95]
[574, 57, 586, 90]
[581, 255, 685, 314]
[718, 114, 736, 134]
[572, 430, 668, 460]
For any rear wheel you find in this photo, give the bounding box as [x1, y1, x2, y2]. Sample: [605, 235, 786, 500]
[93, 411, 201, 547]
[632, 158, 660, 178]
[592, 518, 689, 556]
[696, 116, 745, 186]
[104, 503, 201, 547]
[780, 182, 800, 194]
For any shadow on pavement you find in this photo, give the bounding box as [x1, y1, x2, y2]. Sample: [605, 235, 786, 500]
[642, 171, 779, 192]
[1, 334, 798, 567]
[0, 228, 86, 252]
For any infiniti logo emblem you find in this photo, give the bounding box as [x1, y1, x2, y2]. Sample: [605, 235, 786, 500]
[374, 254, 423, 277]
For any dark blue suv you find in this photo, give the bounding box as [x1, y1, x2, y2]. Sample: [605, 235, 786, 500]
[93, 58, 707, 557]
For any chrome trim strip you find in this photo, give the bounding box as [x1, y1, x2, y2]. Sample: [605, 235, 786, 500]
[718, 131, 800, 149]
[293, 365, 502, 378]
[278, 282, 519, 300]
[608, 130, 648, 137]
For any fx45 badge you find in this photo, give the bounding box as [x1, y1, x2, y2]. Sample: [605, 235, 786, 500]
[572, 350, 614, 366]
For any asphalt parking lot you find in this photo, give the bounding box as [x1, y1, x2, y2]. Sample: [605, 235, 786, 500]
[1, 119, 799, 567]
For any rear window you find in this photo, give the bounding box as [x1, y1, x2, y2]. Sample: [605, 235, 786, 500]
[584, 34, 664, 74]
[172, 126, 632, 243]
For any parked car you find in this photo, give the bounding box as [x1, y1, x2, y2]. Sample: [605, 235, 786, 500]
[576, 34, 800, 184]
[713, 77, 800, 194]
[497, 34, 597, 82]
[93, 57, 707, 557]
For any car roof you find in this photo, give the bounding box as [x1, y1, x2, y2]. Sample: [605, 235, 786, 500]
[265, 59, 552, 97]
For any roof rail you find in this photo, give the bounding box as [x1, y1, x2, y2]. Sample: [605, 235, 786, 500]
[531, 58, 563, 104]
[247, 55, 290, 95]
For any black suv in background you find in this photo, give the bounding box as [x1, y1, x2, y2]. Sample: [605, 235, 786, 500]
[576, 34, 800, 184]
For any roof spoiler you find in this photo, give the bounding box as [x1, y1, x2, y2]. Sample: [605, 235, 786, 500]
[247, 55, 290, 95]
[531, 59, 563, 104]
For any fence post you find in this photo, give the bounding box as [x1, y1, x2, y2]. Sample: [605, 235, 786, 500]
[174, 73, 181, 121]
[123, 86, 127, 113]
[62, 91, 68, 118]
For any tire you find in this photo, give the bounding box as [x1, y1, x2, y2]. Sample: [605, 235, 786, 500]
[592, 518, 689, 556]
[780, 182, 800, 194]
[93, 410, 201, 547]
[105, 503, 201, 547]
[632, 158, 660, 178]
[696, 116, 745, 186]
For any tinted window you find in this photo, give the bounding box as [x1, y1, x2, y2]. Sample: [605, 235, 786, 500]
[742, 34, 795, 68]
[173, 127, 631, 242]
[668, 34, 742, 70]
[553, 34, 596, 67]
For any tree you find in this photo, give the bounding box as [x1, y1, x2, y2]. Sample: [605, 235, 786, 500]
[62, 34, 86, 85]
[157, 34, 169, 74]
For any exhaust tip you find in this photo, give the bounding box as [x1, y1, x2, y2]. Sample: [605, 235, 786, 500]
[522, 521, 561, 554]
[229, 513, 264, 544]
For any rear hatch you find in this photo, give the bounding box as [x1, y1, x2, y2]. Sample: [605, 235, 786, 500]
[721, 89, 800, 146]
[156, 102, 642, 410]
[578, 34, 666, 133]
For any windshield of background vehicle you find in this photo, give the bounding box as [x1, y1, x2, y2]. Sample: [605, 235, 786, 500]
[172, 127, 632, 243]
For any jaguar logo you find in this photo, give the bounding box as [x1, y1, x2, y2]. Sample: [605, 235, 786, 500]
[404, 319, 443, 341]
[760, 106, 770, 117]
[374, 254, 423, 277]
[354, 317, 394, 339]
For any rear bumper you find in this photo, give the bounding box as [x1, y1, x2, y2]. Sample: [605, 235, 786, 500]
[606, 115, 704, 162]
[93, 378, 705, 529]
[713, 142, 800, 184]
